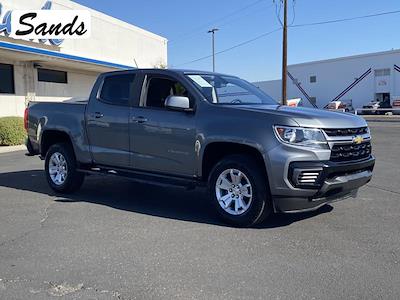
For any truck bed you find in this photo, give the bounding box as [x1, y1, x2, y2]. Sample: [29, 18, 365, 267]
[27, 98, 89, 159]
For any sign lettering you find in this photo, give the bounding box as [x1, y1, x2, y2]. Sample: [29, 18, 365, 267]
[0, 1, 91, 46]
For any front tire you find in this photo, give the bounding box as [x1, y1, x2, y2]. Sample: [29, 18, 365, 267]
[45, 143, 84, 193]
[208, 155, 272, 227]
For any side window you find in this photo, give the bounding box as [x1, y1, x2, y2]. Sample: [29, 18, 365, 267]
[99, 74, 135, 106]
[144, 77, 189, 109]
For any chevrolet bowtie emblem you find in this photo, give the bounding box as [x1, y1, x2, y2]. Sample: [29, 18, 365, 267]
[353, 135, 364, 144]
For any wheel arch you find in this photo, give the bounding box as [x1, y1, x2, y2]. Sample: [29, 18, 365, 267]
[40, 130, 74, 157]
[201, 141, 269, 183]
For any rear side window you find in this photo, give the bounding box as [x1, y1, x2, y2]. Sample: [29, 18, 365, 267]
[99, 74, 136, 106]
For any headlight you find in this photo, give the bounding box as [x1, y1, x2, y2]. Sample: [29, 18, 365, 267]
[274, 126, 329, 149]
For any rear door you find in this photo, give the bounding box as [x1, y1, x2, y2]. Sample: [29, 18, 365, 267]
[86, 72, 137, 168]
[129, 73, 197, 176]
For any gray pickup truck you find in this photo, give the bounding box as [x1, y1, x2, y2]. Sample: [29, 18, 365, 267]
[26, 69, 375, 227]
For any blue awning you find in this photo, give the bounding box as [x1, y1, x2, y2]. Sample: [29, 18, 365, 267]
[0, 40, 134, 70]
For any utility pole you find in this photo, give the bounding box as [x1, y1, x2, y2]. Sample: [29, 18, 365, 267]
[208, 28, 219, 72]
[281, 0, 288, 105]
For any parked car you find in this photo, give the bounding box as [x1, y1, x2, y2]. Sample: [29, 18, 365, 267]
[360, 101, 379, 115]
[392, 100, 400, 115]
[361, 100, 392, 115]
[324, 100, 355, 113]
[286, 98, 303, 107]
[25, 69, 375, 227]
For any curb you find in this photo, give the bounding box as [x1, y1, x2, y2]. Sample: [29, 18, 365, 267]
[0, 145, 27, 154]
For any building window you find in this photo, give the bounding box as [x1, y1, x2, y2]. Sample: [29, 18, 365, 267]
[38, 68, 68, 84]
[0, 63, 15, 94]
[374, 69, 390, 77]
[309, 97, 317, 105]
[310, 75, 317, 83]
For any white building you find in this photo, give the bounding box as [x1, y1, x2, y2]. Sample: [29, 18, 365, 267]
[0, 0, 167, 117]
[255, 49, 400, 109]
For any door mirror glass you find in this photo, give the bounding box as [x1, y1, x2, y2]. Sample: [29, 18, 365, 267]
[165, 95, 191, 111]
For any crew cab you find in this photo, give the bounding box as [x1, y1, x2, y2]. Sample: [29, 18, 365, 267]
[25, 69, 375, 227]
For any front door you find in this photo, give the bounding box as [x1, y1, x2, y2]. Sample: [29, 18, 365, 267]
[130, 74, 197, 177]
[86, 73, 136, 168]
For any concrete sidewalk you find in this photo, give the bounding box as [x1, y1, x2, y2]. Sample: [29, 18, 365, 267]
[0, 145, 26, 154]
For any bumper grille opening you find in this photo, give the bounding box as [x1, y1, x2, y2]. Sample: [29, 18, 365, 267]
[326, 165, 374, 179]
[330, 141, 372, 162]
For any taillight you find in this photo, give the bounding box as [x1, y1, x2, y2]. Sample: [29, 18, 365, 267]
[24, 107, 29, 131]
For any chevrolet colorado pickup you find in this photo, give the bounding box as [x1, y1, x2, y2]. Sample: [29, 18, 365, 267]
[26, 69, 375, 227]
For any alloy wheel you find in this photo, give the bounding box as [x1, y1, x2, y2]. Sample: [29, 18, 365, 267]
[215, 168, 253, 215]
[49, 152, 68, 186]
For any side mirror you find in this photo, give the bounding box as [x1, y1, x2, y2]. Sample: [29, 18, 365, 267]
[165, 96, 192, 111]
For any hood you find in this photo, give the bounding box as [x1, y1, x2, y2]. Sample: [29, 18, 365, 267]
[230, 105, 367, 129]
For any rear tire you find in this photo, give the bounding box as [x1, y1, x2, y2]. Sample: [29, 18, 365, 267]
[45, 143, 84, 194]
[25, 138, 35, 156]
[208, 154, 272, 227]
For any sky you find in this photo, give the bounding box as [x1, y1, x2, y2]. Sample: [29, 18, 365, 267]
[74, 0, 400, 82]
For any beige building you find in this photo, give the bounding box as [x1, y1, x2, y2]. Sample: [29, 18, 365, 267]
[0, 0, 167, 117]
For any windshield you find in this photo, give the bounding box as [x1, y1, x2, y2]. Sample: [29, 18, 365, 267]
[186, 74, 277, 105]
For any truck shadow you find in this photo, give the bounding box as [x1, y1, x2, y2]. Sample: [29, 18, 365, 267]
[0, 170, 333, 228]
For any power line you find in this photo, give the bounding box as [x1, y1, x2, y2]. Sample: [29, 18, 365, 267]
[290, 9, 400, 28]
[290, 0, 296, 26]
[169, 0, 267, 44]
[274, 0, 296, 27]
[214, 2, 274, 29]
[274, 0, 283, 27]
[172, 28, 281, 67]
[172, 8, 400, 68]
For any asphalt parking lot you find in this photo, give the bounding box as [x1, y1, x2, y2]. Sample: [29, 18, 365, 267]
[0, 122, 399, 300]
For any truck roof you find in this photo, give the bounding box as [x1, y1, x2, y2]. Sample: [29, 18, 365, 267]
[101, 68, 235, 77]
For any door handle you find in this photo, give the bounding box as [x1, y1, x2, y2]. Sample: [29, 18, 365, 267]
[94, 112, 104, 118]
[132, 116, 148, 123]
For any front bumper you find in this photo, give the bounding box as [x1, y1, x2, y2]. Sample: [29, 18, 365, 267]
[273, 156, 375, 213]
